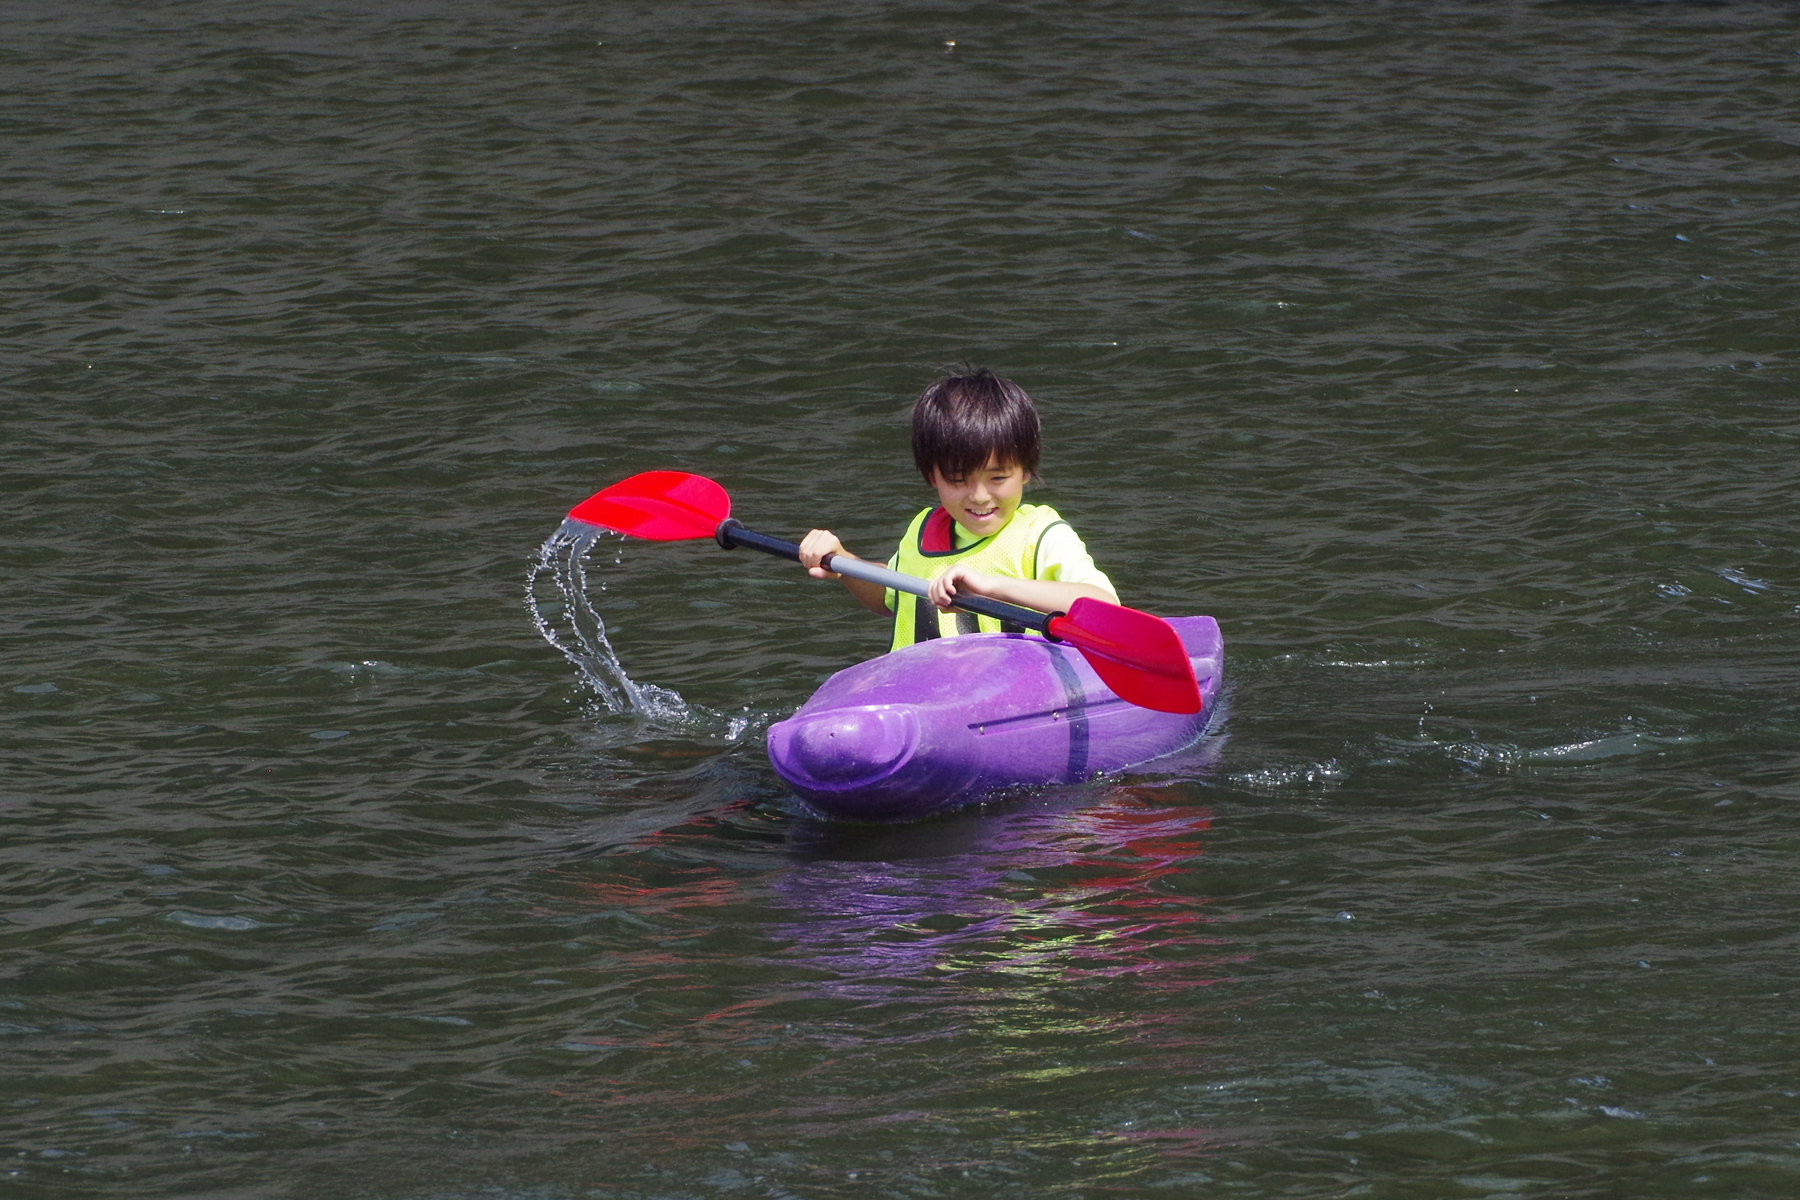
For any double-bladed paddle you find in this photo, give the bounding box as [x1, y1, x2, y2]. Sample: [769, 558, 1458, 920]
[566, 470, 1202, 715]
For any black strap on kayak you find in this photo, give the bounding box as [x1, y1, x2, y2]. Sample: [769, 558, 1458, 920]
[1044, 641, 1091, 778]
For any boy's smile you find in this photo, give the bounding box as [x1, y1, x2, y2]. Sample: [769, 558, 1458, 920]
[930, 455, 1027, 539]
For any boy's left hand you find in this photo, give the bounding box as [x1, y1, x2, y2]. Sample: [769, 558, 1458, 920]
[929, 564, 992, 610]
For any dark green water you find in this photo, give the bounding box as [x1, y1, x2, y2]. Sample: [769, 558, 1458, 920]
[5, 2, 1799, 1197]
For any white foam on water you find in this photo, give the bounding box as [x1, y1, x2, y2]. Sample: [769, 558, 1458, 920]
[1718, 566, 1771, 593]
[165, 912, 267, 931]
[1233, 759, 1347, 792]
[1527, 732, 1665, 763]
[1366, 728, 1697, 777]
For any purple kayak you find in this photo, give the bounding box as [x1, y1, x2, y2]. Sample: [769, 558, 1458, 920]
[767, 616, 1223, 821]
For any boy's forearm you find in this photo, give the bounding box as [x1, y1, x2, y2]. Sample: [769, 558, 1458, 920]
[840, 572, 893, 615]
[799, 531, 894, 616]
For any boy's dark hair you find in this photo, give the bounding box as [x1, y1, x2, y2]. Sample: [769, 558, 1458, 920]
[911, 368, 1042, 484]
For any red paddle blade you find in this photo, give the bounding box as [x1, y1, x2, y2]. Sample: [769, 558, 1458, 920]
[567, 471, 730, 540]
[1049, 597, 1202, 715]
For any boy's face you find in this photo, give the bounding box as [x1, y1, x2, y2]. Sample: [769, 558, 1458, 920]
[930, 455, 1027, 539]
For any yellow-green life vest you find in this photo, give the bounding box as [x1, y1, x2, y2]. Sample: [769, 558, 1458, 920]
[889, 503, 1070, 651]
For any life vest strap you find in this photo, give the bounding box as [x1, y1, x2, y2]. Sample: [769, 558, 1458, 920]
[912, 595, 941, 640]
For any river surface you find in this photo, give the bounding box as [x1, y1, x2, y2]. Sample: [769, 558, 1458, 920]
[4, 2, 1799, 1197]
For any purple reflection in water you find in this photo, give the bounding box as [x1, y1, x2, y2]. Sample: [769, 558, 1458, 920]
[770, 757, 1238, 992]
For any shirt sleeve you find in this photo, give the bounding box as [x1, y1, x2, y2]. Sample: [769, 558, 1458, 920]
[1036, 523, 1118, 601]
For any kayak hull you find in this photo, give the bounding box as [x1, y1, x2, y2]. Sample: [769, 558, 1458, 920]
[767, 616, 1222, 821]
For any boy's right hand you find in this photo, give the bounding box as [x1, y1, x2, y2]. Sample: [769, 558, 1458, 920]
[798, 529, 847, 579]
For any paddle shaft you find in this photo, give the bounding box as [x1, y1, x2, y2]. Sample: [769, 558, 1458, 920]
[714, 519, 1062, 636]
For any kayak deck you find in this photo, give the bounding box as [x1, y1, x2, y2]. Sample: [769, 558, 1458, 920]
[767, 616, 1222, 821]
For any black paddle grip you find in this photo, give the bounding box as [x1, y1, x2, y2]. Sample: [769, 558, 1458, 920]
[715, 518, 801, 561]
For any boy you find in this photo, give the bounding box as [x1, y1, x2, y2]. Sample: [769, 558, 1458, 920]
[798, 369, 1118, 650]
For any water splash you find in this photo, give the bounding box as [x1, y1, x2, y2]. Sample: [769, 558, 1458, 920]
[526, 519, 753, 740]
